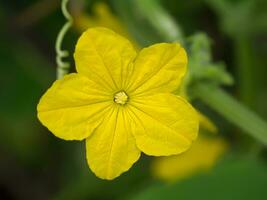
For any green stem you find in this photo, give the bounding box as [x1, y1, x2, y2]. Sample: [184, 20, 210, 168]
[55, 0, 73, 79]
[192, 83, 267, 145]
[134, 0, 184, 43]
[234, 36, 254, 108]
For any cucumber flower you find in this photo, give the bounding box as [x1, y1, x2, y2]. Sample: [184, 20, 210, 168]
[37, 27, 199, 180]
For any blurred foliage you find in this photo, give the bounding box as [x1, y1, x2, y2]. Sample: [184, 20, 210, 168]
[1, 0, 267, 199]
[129, 158, 267, 200]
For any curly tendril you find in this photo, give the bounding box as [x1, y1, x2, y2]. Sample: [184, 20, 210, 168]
[55, 0, 73, 79]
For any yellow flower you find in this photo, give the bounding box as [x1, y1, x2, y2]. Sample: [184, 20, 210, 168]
[37, 27, 199, 180]
[151, 136, 227, 182]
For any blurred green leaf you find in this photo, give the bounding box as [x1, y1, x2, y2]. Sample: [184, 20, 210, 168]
[129, 158, 267, 200]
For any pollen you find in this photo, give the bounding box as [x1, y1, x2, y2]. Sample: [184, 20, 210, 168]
[114, 91, 128, 105]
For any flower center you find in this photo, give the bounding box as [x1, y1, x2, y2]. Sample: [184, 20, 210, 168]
[114, 91, 128, 105]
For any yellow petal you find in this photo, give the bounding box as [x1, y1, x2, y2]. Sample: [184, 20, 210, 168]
[152, 136, 227, 182]
[74, 27, 137, 92]
[37, 73, 112, 140]
[86, 106, 141, 180]
[127, 94, 199, 156]
[126, 43, 187, 95]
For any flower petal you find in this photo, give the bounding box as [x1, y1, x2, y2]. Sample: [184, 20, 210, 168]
[37, 73, 112, 140]
[74, 27, 137, 92]
[127, 93, 199, 156]
[126, 43, 187, 95]
[86, 106, 141, 180]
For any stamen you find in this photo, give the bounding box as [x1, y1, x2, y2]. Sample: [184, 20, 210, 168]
[114, 91, 128, 105]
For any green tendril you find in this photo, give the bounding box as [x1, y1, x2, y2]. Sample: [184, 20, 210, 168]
[55, 0, 73, 79]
